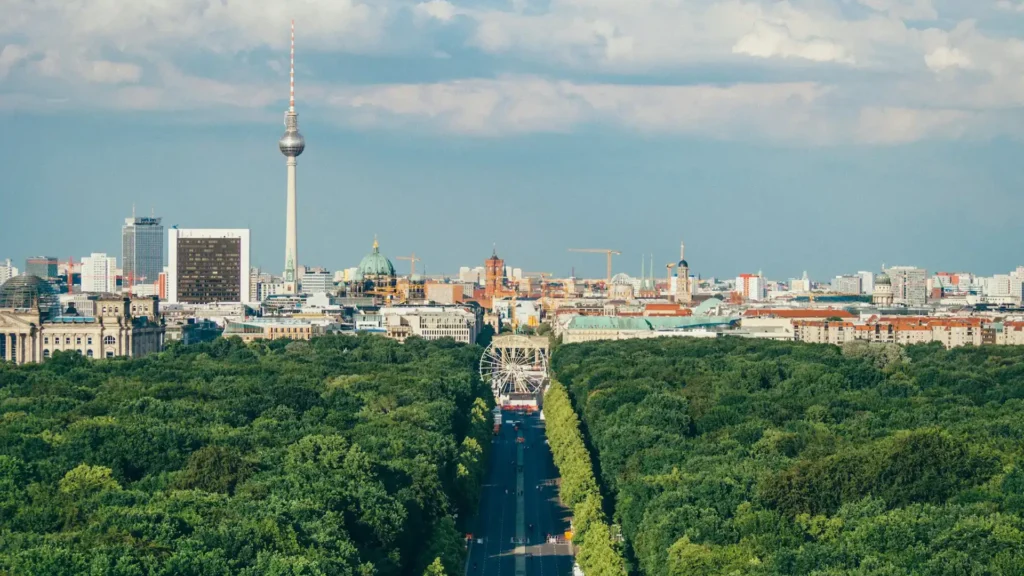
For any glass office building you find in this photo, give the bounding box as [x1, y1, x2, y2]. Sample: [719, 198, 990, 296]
[122, 216, 165, 288]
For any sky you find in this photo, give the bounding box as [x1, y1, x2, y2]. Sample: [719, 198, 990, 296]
[1, 0, 1024, 282]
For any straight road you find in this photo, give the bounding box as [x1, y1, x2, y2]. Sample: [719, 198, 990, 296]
[467, 410, 575, 576]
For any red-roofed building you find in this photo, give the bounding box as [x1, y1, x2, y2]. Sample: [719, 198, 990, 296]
[744, 309, 855, 319]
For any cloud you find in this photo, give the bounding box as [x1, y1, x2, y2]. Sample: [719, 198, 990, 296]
[415, 0, 457, 22]
[856, 107, 972, 144]
[0, 44, 30, 78]
[924, 47, 971, 71]
[733, 21, 854, 64]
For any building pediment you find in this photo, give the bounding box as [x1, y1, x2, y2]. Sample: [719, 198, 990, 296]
[0, 311, 38, 330]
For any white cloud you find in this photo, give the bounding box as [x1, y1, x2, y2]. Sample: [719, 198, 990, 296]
[924, 46, 971, 71]
[733, 21, 854, 64]
[0, 44, 30, 78]
[415, 0, 457, 22]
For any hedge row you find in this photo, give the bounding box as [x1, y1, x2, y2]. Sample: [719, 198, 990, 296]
[545, 381, 628, 576]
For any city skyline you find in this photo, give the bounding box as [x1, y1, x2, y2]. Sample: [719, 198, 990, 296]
[3, 3, 1024, 279]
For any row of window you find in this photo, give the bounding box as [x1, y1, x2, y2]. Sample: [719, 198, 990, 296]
[43, 336, 116, 345]
[42, 349, 114, 359]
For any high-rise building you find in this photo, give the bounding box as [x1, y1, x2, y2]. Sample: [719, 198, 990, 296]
[25, 257, 58, 279]
[832, 275, 862, 295]
[302, 268, 333, 295]
[886, 266, 927, 306]
[0, 260, 18, 284]
[736, 273, 766, 301]
[857, 271, 874, 295]
[279, 20, 305, 295]
[167, 229, 251, 304]
[122, 215, 165, 291]
[80, 253, 117, 294]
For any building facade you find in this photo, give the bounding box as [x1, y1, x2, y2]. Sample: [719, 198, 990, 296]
[80, 253, 117, 294]
[0, 260, 17, 284]
[167, 229, 251, 304]
[25, 257, 58, 279]
[887, 266, 927, 306]
[301, 268, 333, 295]
[0, 276, 164, 364]
[122, 216, 165, 291]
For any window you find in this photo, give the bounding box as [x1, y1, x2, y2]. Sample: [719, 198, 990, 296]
[106, 351, 114, 358]
[76, 337, 82, 345]
[43, 337, 49, 344]
[87, 350, 93, 358]
[104, 336, 115, 345]
[87, 337, 92, 345]
[65, 337, 71, 345]
[43, 350, 50, 359]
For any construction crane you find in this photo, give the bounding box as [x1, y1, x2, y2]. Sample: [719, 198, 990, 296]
[65, 256, 76, 295]
[665, 263, 675, 299]
[568, 248, 621, 287]
[395, 253, 421, 277]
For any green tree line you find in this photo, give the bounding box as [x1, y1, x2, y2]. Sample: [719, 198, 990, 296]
[552, 338, 1024, 576]
[0, 335, 493, 576]
[544, 381, 628, 576]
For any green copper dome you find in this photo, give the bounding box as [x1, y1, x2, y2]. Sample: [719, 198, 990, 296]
[357, 238, 395, 278]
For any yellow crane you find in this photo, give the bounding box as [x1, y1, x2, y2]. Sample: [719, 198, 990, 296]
[395, 253, 421, 277]
[568, 248, 621, 287]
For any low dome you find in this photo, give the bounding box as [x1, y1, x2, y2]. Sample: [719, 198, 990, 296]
[678, 259, 689, 269]
[357, 239, 395, 278]
[0, 275, 60, 319]
[875, 273, 891, 286]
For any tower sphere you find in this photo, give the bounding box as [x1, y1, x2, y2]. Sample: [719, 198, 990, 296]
[279, 124, 305, 157]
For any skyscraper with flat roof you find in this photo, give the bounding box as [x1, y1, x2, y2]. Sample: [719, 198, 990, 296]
[167, 229, 250, 304]
[122, 215, 164, 290]
[25, 257, 58, 279]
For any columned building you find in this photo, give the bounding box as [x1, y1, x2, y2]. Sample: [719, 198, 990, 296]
[0, 276, 164, 365]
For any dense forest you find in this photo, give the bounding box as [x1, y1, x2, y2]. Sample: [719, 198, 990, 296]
[0, 335, 493, 576]
[552, 338, 1024, 576]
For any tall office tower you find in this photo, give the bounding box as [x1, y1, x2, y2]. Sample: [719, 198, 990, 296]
[122, 214, 165, 291]
[80, 253, 117, 293]
[279, 20, 305, 295]
[857, 271, 874, 295]
[886, 266, 927, 306]
[0, 260, 18, 284]
[25, 257, 58, 279]
[167, 229, 251, 304]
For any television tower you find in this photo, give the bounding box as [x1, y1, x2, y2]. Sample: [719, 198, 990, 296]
[279, 19, 305, 294]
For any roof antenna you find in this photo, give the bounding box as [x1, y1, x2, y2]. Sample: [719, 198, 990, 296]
[289, 19, 295, 113]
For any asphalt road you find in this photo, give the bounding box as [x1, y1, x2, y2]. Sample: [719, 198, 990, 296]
[467, 410, 575, 576]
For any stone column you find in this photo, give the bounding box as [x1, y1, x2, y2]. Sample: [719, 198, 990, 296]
[2, 333, 8, 362]
[20, 333, 27, 365]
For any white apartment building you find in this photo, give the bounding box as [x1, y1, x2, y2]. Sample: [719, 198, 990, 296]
[80, 253, 118, 294]
[0, 260, 18, 284]
[302, 268, 333, 295]
[886, 266, 927, 306]
[857, 271, 874, 295]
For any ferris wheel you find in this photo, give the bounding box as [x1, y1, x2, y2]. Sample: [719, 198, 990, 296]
[480, 335, 549, 398]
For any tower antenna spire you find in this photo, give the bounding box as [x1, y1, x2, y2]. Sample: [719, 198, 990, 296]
[289, 19, 296, 113]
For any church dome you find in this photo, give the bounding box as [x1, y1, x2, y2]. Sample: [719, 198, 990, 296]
[875, 273, 891, 286]
[357, 238, 395, 278]
[677, 259, 689, 269]
[0, 275, 60, 319]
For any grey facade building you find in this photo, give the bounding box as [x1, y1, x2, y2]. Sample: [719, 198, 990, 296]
[122, 216, 165, 289]
[832, 275, 862, 295]
[167, 229, 250, 304]
[886, 266, 928, 306]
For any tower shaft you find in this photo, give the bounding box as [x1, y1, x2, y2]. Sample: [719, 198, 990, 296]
[284, 157, 298, 293]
